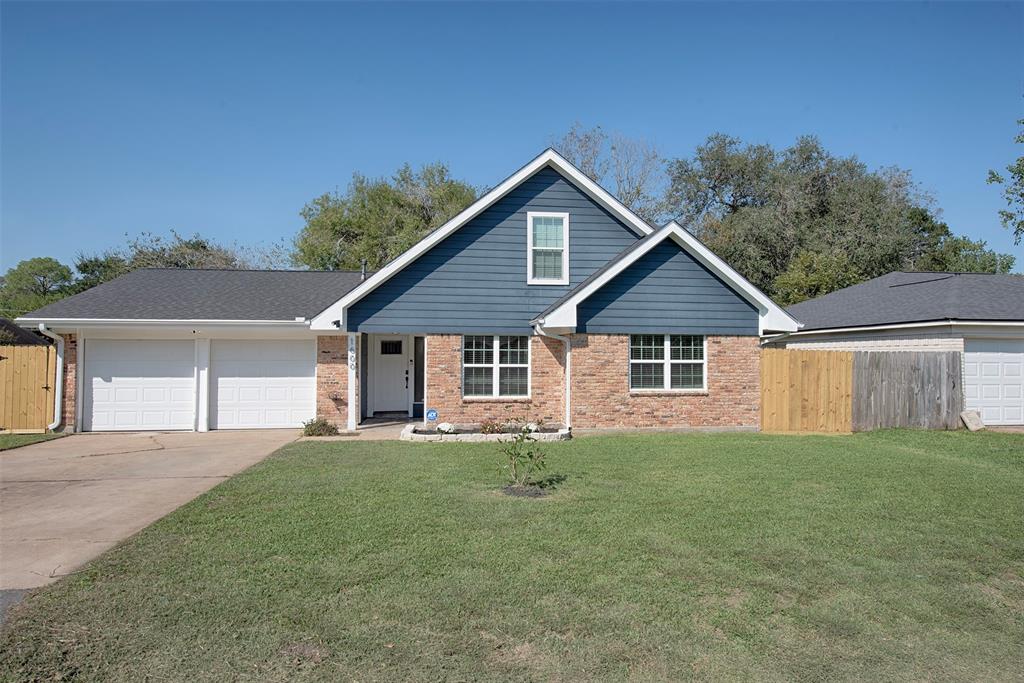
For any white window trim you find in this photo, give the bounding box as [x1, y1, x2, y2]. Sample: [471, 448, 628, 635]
[526, 211, 570, 285]
[462, 334, 532, 399]
[629, 334, 708, 392]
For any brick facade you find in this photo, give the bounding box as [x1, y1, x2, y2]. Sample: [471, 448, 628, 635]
[61, 333, 77, 432]
[424, 334, 566, 427]
[316, 335, 351, 428]
[570, 334, 760, 429]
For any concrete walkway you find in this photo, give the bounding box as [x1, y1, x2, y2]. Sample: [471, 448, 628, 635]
[0, 430, 297, 592]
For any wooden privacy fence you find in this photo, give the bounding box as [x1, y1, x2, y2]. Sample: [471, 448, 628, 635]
[761, 349, 963, 433]
[0, 344, 57, 433]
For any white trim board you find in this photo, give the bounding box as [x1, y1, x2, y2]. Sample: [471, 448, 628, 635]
[309, 148, 656, 331]
[534, 222, 800, 335]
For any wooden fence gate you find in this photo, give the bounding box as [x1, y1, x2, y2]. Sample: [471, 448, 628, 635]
[761, 348, 963, 433]
[761, 349, 854, 433]
[0, 344, 57, 433]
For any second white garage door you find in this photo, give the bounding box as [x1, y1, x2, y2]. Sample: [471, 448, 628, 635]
[964, 339, 1024, 426]
[210, 340, 316, 429]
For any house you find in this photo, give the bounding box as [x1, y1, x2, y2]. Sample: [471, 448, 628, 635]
[0, 317, 49, 346]
[770, 272, 1024, 426]
[17, 149, 799, 433]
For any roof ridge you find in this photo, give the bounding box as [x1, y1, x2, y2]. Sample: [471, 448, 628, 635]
[132, 267, 366, 274]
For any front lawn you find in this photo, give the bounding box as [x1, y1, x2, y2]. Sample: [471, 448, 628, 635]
[2, 431, 1022, 681]
[0, 433, 63, 451]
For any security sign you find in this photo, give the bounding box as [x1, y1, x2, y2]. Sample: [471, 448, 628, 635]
[426, 409, 438, 421]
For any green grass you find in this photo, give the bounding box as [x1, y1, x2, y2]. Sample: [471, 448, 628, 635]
[2, 431, 1023, 681]
[0, 433, 62, 451]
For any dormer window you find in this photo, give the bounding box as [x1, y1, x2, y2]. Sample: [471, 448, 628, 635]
[527, 212, 569, 285]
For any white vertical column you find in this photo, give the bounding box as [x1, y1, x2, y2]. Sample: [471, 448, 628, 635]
[347, 334, 357, 431]
[195, 338, 211, 432]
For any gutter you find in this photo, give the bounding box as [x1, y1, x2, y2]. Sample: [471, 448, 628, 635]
[533, 321, 572, 430]
[35, 324, 64, 431]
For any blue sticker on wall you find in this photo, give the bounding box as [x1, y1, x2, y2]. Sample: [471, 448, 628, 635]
[426, 409, 438, 421]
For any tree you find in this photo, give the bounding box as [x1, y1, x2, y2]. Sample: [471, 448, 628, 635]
[987, 117, 1024, 244]
[662, 134, 998, 298]
[292, 162, 478, 271]
[0, 257, 75, 317]
[551, 123, 665, 222]
[909, 208, 1015, 273]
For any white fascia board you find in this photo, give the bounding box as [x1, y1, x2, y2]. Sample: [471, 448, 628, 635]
[17, 317, 309, 327]
[308, 148, 656, 331]
[16, 317, 314, 338]
[537, 222, 801, 335]
[781, 319, 1024, 337]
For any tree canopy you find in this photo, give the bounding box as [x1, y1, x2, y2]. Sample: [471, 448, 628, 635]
[0, 257, 75, 318]
[662, 134, 1015, 303]
[292, 163, 478, 271]
[987, 117, 1024, 244]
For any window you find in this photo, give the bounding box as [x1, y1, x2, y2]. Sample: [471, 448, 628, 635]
[380, 340, 403, 355]
[463, 335, 530, 397]
[629, 335, 706, 391]
[527, 212, 569, 285]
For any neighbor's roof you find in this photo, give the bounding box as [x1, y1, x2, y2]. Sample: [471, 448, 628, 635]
[19, 269, 368, 321]
[787, 272, 1024, 332]
[0, 317, 49, 345]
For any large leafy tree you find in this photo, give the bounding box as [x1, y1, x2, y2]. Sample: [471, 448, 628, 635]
[987, 117, 1024, 244]
[0, 257, 75, 317]
[663, 134, 1014, 303]
[292, 163, 478, 271]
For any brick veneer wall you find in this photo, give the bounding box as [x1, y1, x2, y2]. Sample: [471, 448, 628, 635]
[424, 334, 565, 426]
[61, 333, 77, 432]
[570, 334, 760, 429]
[316, 335, 350, 428]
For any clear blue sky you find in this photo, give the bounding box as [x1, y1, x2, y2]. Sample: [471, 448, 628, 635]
[2, 1, 1022, 272]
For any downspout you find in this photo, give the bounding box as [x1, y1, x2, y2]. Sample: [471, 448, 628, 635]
[36, 324, 64, 431]
[533, 322, 571, 430]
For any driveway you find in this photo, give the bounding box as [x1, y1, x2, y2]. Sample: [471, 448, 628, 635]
[0, 430, 297, 592]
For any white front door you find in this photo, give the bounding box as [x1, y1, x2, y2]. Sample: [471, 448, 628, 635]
[372, 335, 410, 414]
[83, 340, 196, 431]
[964, 339, 1024, 426]
[210, 340, 316, 429]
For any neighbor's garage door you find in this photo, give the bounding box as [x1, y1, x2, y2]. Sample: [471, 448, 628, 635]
[84, 340, 196, 431]
[964, 339, 1024, 426]
[210, 340, 315, 429]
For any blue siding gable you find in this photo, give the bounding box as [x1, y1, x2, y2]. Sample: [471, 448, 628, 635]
[347, 167, 640, 334]
[576, 240, 759, 335]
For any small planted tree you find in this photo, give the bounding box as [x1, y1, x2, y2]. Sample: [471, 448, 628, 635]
[497, 420, 547, 496]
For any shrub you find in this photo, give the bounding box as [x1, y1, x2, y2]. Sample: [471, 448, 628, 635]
[497, 420, 547, 487]
[302, 418, 339, 437]
[480, 420, 505, 435]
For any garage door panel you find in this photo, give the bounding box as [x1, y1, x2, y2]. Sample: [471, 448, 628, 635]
[84, 340, 196, 432]
[210, 340, 315, 430]
[964, 339, 1024, 426]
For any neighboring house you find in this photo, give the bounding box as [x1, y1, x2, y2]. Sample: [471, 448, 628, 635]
[770, 272, 1024, 426]
[0, 317, 49, 345]
[17, 149, 798, 433]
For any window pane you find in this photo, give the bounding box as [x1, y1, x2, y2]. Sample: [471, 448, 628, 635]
[532, 217, 564, 248]
[499, 335, 529, 365]
[670, 335, 703, 361]
[671, 363, 704, 389]
[630, 334, 664, 361]
[630, 363, 664, 389]
[532, 250, 563, 280]
[463, 335, 493, 365]
[463, 366, 493, 396]
[499, 367, 528, 397]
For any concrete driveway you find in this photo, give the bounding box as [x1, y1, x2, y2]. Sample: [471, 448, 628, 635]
[0, 430, 297, 591]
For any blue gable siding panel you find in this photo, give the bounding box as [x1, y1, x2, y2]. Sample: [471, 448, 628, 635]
[576, 241, 759, 335]
[347, 167, 640, 334]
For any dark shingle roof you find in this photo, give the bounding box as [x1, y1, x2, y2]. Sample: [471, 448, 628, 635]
[0, 318, 49, 345]
[21, 269, 367, 321]
[787, 272, 1024, 331]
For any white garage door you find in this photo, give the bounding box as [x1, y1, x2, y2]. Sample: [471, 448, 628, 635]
[964, 339, 1024, 426]
[84, 340, 196, 431]
[210, 340, 315, 429]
